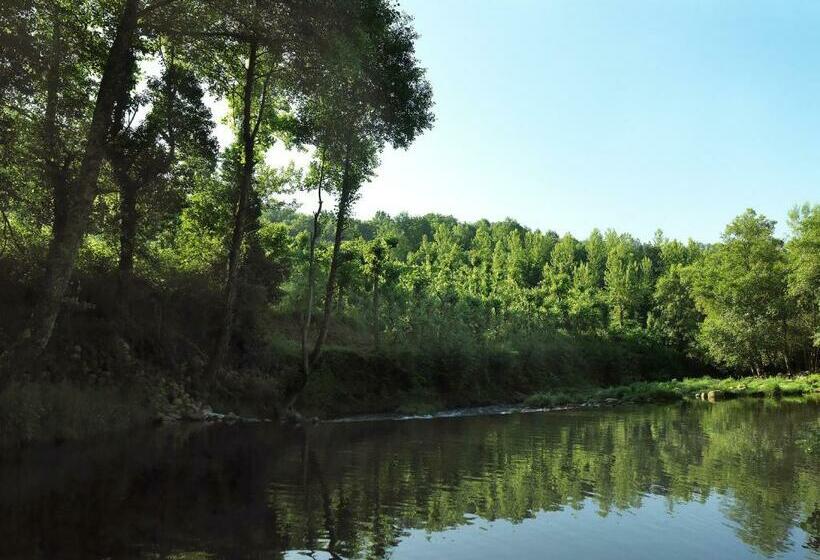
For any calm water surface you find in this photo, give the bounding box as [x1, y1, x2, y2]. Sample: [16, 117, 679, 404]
[2, 398, 818, 559]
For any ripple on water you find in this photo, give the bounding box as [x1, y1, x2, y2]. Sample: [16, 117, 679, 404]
[1, 398, 818, 559]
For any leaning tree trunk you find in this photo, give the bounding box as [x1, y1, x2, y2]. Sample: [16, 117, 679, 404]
[0, 0, 141, 379]
[285, 145, 353, 412]
[309, 142, 353, 367]
[206, 39, 259, 379]
[300, 160, 325, 382]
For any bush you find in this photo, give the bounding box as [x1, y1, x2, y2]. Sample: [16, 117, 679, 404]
[524, 391, 577, 408]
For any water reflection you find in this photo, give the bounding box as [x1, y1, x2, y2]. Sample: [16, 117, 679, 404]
[1, 399, 818, 559]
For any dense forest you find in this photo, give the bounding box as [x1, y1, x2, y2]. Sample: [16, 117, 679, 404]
[0, 0, 818, 439]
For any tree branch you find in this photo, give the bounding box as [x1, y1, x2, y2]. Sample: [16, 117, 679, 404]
[0, 208, 24, 255]
[138, 0, 179, 17]
[251, 70, 273, 140]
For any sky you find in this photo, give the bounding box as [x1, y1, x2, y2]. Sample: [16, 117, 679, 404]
[249, 0, 819, 242]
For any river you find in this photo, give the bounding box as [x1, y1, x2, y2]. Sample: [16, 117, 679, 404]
[2, 398, 818, 559]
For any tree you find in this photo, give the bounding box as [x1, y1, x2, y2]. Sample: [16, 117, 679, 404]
[567, 261, 606, 333]
[692, 210, 789, 374]
[786, 203, 820, 370]
[466, 223, 494, 298]
[107, 56, 217, 302]
[291, 0, 434, 400]
[584, 229, 607, 288]
[541, 234, 579, 327]
[204, 29, 271, 379]
[361, 236, 399, 348]
[2, 0, 145, 377]
[647, 264, 700, 354]
[604, 236, 652, 329]
[200, 0, 341, 378]
[647, 234, 702, 354]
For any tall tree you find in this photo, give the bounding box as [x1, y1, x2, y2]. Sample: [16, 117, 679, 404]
[647, 264, 700, 354]
[205, 34, 266, 378]
[200, 0, 327, 378]
[107, 57, 217, 301]
[692, 210, 789, 374]
[2, 0, 145, 377]
[290, 0, 434, 404]
[604, 236, 652, 329]
[786, 203, 820, 371]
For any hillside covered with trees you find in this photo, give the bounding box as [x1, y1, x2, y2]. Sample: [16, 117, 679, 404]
[0, 0, 818, 441]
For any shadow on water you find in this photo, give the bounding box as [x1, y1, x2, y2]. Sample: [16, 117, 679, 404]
[1, 398, 818, 559]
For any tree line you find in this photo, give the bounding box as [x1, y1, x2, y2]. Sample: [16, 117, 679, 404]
[271, 203, 818, 380]
[0, 0, 817, 413]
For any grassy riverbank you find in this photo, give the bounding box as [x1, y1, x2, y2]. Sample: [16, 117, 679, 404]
[524, 373, 820, 408]
[2, 371, 817, 449]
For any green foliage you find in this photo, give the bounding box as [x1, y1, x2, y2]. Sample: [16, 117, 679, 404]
[647, 263, 700, 353]
[523, 390, 577, 408]
[0, 0, 817, 437]
[604, 235, 653, 329]
[692, 210, 790, 373]
[787, 204, 820, 362]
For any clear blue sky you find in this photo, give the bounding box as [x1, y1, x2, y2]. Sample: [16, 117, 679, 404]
[344, 0, 820, 242]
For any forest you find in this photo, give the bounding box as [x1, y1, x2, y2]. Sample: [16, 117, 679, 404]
[1, 0, 819, 442]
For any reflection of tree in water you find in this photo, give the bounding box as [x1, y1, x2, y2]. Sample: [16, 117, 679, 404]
[705, 401, 810, 556]
[268, 400, 819, 559]
[0, 399, 817, 559]
[802, 508, 820, 552]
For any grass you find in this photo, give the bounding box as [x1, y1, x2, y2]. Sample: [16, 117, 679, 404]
[524, 373, 820, 408]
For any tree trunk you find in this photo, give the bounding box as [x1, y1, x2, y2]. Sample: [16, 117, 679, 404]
[781, 316, 790, 375]
[372, 254, 381, 349]
[309, 142, 353, 367]
[43, 9, 68, 242]
[117, 175, 139, 298]
[206, 39, 258, 379]
[110, 54, 177, 304]
[107, 82, 137, 316]
[0, 0, 141, 378]
[810, 305, 818, 373]
[300, 160, 325, 382]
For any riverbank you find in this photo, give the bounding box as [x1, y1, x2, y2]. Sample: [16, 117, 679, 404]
[2, 372, 817, 449]
[524, 373, 820, 408]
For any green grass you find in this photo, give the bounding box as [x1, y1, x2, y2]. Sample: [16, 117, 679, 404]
[524, 373, 820, 409]
[522, 391, 580, 408]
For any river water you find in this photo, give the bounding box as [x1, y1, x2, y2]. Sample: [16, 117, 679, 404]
[2, 398, 818, 559]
